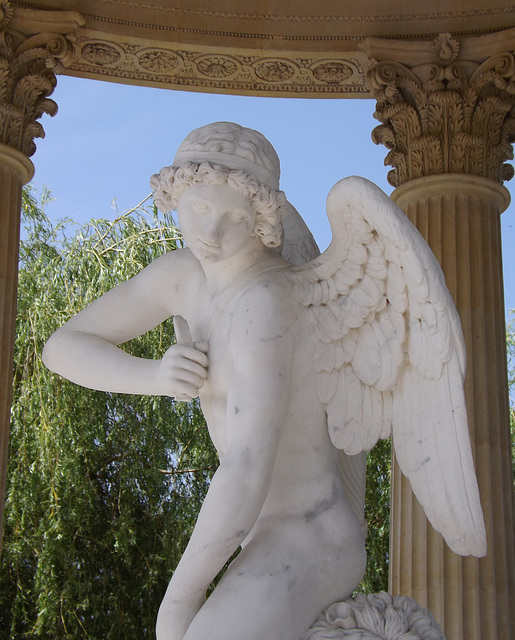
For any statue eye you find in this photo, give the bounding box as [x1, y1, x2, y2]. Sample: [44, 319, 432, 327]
[191, 200, 210, 213]
[229, 210, 249, 222]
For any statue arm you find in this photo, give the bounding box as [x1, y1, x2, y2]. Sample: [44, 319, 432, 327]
[158, 282, 293, 635]
[42, 249, 207, 397]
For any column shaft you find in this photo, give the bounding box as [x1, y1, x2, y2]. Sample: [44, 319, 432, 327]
[390, 175, 515, 640]
[0, 144, 33, 550]
[0, 2, 83, 552]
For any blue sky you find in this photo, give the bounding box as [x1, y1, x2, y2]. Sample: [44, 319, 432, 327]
[30, 75, 514, 317]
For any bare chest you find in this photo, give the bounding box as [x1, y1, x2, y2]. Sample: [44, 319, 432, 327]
[193, 307, 235, 456]
[178, 260, 297, 456]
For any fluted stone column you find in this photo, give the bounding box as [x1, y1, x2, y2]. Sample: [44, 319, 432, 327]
[0, 0, 84, 551]
[0, 145, 33, 551]
[363, 30, 515, 640]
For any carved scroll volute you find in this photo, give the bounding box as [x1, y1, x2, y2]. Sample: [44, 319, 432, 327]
[364, 32, 515, 187]
[0, 0, 84, 157]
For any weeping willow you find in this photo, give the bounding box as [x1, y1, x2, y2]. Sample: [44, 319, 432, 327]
[0, 189, 217, 639]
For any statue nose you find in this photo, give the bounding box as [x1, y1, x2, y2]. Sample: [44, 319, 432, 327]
[203, 216, 223, 245]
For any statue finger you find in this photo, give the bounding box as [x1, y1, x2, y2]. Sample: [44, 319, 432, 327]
[175, 368, 206, 390]
[194, 341, 209, 355]
[172, 379, 201, 401]
[173, 315, 194, 348]
[173, 391, 195, 402]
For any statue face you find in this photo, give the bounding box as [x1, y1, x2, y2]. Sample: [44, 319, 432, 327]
[177, 183, 257, 264]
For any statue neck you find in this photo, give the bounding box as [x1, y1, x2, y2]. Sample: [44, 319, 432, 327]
[200, 239, 276, 293]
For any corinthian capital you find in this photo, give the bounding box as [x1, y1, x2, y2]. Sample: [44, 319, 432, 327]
[363, 30, 515, 187]
[0, 1, 84, 157]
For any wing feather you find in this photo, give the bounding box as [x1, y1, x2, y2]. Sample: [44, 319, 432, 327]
[318, 369, 338, 405]
[289, 176, 486, 557]
[333, 264, 361, 294]
[327, 365, 364, 454]
[315, 341, 345, 373]
[381, 390, 393, 439]
[315, 303, 347, 342]
[386, 263, 408, 313]
[394, 361, 486, 556]
[342, 329, 358, 363]
[352, 323, 382, 387]
[376, 305, 405, 391]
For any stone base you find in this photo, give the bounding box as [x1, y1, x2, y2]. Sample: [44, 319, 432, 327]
[302, 592, 445, 640]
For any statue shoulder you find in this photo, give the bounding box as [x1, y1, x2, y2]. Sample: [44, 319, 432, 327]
[149, 246, 199, 268]
[131, 247, 204, 316]
[141, 247, 203, 284]
[231, 268, 298, 341]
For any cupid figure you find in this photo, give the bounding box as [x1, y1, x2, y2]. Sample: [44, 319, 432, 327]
[43, 122, 486, 640]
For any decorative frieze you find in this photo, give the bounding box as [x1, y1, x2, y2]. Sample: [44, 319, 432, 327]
[364, 30, 515, 187]
[63, 34, 371, 97]
[0, 0, 84, 157]
[8, 1, 515, 97]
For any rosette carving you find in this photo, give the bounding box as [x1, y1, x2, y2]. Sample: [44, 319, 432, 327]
[312, 62, 352, 85]
[197, 56, 237, 78]
[81, 42, 121, 67]
[365, 32, 515, 187]
[137, 50, 179, 73]
[0, 2, 84, 157]
[254, 59, 296, 82]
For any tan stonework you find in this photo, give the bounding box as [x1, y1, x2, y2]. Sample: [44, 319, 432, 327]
[64, 36, 373, 98]
[0, 1, 83, 156]
[389, 175, 514, 640]
[7, 0, 515, 97]
[365, 30, 515, 186]
[366, 29, 515, 639]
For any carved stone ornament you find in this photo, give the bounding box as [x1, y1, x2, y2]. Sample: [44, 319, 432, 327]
[302, 592, 445, 640]
[312, 62, 353, 85]
[81, 41, 121, 67]
[0, 1, 84, 157]
[66, 34, 371, 97]
[364, 30, 515, 187]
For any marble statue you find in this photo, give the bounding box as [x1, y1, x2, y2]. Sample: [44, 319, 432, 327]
[42, 122, 486, 640]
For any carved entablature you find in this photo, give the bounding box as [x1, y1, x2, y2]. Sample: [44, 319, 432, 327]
[0, 1, 84, 157]
[65, 36, 371, 98]
[363, 30, 515, 187]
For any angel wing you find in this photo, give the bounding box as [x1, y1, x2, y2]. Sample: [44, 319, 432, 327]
[288, 176, 486, 557]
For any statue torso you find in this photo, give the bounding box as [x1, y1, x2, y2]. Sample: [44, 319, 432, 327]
[174, 255, 361, 545]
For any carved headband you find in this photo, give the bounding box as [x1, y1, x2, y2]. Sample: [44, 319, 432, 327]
[172, 151, 280, 191]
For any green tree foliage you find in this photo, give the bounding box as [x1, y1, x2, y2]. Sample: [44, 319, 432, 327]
[361, 439, 391, 594]
[0, 189, 218, 638]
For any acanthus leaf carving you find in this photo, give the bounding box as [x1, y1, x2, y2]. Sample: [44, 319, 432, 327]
[366, 31, 515, 186]
[0, 2, 83, 157]
[0, 0, 13, 30]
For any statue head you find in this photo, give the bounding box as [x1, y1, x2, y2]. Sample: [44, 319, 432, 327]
[150, 122, 286, 249]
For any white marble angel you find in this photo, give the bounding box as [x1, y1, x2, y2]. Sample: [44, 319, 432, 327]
[42, 122, 486, 640]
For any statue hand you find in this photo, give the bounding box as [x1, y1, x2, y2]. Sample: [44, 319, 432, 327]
[156, 315, 208, 401]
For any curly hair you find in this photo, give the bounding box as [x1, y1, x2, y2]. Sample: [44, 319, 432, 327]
[150, 161, 286, 249]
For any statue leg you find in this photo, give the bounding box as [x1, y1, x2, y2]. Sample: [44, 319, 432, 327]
[182, 519, 366, 640]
